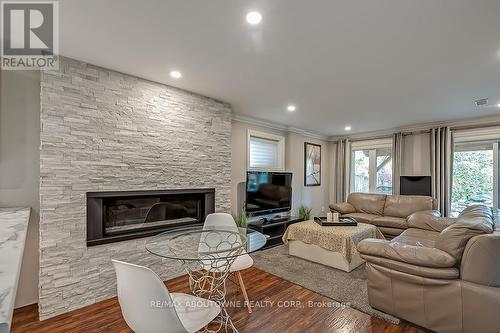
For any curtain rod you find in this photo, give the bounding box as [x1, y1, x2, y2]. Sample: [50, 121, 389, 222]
[402, 129, 431, 136]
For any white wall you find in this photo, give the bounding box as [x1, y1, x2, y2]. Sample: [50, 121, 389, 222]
[286, 132, 331, 215]
[231, 120, 331, 216]
[0, 70, 40, 307]
[402, 133, 431, 176]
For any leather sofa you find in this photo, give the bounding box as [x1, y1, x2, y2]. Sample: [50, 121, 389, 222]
[357, 204, 499, 333]
[330, 193, 437, 237]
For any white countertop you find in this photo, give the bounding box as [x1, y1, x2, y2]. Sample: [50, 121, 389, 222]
[0, 207, 30, 333]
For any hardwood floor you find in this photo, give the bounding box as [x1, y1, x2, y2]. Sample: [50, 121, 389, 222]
[12, 268, 427, 333]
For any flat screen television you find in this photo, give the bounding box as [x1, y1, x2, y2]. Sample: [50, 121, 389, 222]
[400, 176, 432, 196]
[246, 171, 292, 216]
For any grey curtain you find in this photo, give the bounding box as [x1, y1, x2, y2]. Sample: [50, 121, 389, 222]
[392, 132, 404, 195]
[430, 127, 454, 216]
[335, 139, 351, 202]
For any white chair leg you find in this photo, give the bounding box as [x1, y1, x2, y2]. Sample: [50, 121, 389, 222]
[236, 271, 252, 313]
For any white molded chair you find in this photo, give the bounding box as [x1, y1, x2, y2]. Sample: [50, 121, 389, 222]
[203, 213, 254, 313]
[112, 259, 220, 333]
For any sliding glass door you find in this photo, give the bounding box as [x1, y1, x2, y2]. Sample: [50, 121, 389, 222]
[451, 141, 498, 217]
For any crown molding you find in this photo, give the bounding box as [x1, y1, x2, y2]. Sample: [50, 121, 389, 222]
[287, 126, 329, 141]
[445, 114, 500, 130]
[233, 113, 500, 143]
[232, 114, 287, 131]
[231, 114, 329, 141]
[328, 114, 500, 142]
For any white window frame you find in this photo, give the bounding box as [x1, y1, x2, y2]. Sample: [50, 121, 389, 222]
[350, 138, 392, 194]
[247, 129, 285, 171]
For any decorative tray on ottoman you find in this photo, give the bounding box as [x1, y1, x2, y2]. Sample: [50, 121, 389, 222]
[313, 216, 358, 226]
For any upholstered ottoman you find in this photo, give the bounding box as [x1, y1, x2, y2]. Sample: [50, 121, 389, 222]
[283, 220, 384, 272]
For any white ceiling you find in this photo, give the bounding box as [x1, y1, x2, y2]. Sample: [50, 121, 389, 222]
[58, 0, 500, 136]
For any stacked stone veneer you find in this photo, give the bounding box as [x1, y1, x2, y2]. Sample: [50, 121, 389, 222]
[39, 57, 232, 319]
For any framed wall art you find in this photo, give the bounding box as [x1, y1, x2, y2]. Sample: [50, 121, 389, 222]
[304, 142, 321, 186]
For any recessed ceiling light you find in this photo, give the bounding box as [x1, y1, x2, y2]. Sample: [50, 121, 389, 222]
[246, 11, 262, 25]
[497, 103, 500, 108]
[345, 126, 352, 131]
[287, 105, 296, 112]
[170, 70, 182, 79]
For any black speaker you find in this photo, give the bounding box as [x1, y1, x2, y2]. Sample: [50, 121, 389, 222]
[400, 176, 432, 196]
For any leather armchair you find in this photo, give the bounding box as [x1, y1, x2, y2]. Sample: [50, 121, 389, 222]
[357, 205, 499, 333]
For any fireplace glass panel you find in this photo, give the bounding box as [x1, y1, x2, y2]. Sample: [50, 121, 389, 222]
[103, 194, 202, 235]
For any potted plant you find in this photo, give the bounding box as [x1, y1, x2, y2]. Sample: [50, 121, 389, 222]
[298, 205, 312, 220]
[233, 211, 248, 235]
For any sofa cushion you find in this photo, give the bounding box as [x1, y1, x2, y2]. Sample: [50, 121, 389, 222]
[383, 195, 435, 218]
[372, 216, 407, 229]
[343, 212, 378, 224]
[395, 228, 440, 248]
[407, 210, 455, 232]
[436, 205, 494, 260]
[377, 227, 404, 237]
[347, 193, 386, 215]
[329, 202, 356, 214]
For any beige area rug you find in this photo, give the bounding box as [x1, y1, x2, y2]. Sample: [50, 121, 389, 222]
[251, 244, 400, 324]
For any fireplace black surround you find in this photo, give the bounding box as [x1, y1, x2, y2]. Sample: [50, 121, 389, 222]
[86, 189, 215, 246]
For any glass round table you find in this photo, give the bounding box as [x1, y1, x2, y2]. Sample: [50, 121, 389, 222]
[146, 225, 267, 332]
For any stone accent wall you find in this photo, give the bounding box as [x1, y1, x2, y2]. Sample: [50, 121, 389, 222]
[39, 57, 232, 319]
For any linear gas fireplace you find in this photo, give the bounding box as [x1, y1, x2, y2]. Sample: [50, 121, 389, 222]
[87, 189, 215, 246]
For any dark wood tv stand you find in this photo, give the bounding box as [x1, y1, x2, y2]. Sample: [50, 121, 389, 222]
[249, 216, 304, 250]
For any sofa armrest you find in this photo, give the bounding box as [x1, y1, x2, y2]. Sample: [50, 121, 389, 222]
[357, 238, 457, 268]
[461, 234, 500, 287]
[329, 202, 356, 214]
[361, 254, 459, 279]
[407, 210, 455, 232]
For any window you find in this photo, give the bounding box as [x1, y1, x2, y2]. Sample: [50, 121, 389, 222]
[376, 148, 393, 194]
[247, 130, 285, 170]
[352, 150, 370, 192]
[451, 140, 498, 217]
[351, 140, 393, 194]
